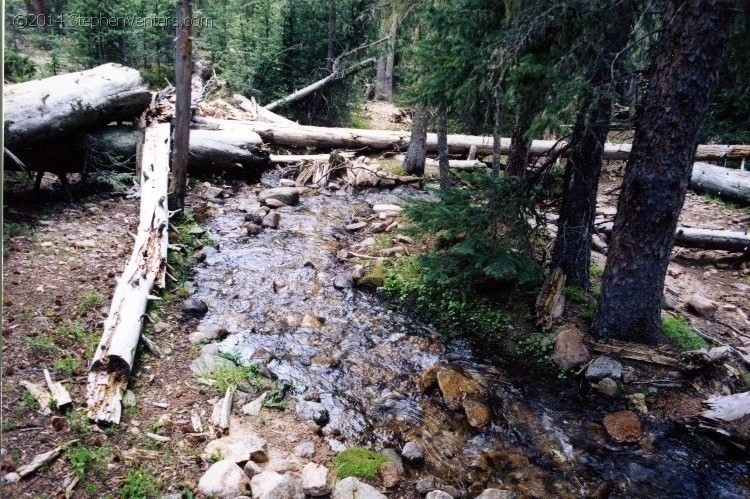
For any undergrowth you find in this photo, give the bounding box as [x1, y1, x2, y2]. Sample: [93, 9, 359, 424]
[662, 316, 708, 351]
[334, 447, 389, 479]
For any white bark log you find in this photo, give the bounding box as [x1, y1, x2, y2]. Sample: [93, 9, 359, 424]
[86, 122, 170, 425]
[43, 368, 72, 411]
[701, 392, 750, 422]
[4, 63, 151, 147]
[596, 221, 749, 253]
[691, 162, 750, 202]
[233, 94, 299, 127]
[394, 154, 485, 170]
[270, 152, 355, 163]
[19, 381, 52, 415]
[188, 129, 267, 170]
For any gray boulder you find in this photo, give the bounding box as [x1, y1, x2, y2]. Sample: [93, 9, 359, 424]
[585, 356, 623, 382]
[259, 187, 300, 206]
[332, 477, 387, 499]
[197, 460, 251, 498]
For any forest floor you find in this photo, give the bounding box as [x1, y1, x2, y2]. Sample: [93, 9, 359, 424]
[2, 105, 749, 497]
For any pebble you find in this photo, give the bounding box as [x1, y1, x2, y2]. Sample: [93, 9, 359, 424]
[242, 392, 268, 416]
[262, 212, 281, 229]
[595, 377, 618, 396]
[258, 187, 300, 207]
[345, 222, 367, 231]
[294, 441, 315, 458]
[402, 441, 425, 464]
[182, 298, 208, 316]
[280, 179, 297, 187]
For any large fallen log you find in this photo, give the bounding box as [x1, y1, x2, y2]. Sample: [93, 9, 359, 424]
[691, 162, 750, 203]
[86, 122, 170, 425]
[233, 94, 299, 127]
[4, 63, 151, 148]
[192, 117, 750, 161]
[394, 154, 484, 170]
[595, 221, 749, 253]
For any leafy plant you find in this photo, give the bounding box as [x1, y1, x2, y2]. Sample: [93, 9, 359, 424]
[590, 264, 605, 279]
[662, 316, 708, 351]
[120, 468, 161, 498]
[66, 410, 92, 438]
[334, 447, 389, 479]
[77, 291, 102, 312]
[55, 356, 81, 376]
[66, 445, 111, 479]
[28, 334, 58, 356]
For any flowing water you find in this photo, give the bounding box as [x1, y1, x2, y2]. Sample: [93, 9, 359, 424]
[191, 173, 749, 498]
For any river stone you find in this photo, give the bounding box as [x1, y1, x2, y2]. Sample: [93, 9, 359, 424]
[475, 489, 516, 499]
[296, 400, 329, 425]
[415, 475, 440, 494]
[294, 441, 315, 458]
[302, 463, 331, 496]
[595, 377, 618, 396]
[346, 221, 368, 231]
[436, 368, 487, 411]
[427, 492, 454, 499]
[190, 324, 229, 345]
[246, 223, 262, 236]
[688, 292, 717, 318]
[190, 354, 235, 375]
[381, 448, 404, 474]
[419, 365, 441, 392]
[332, 477, 387, 499]
[585, 356, 623, 382]
[280, 179, 297, 187]
[251, 471, 304, 499]
[197, 460, 252, 498]
[262, 212, 281, 229]
[462, 399, 491, 429]
[401, 441, 425, 464]
[182, 298, 208, 316]
[202, 434, 268, 463]
[603, 410, 643, 443]
[267, 457, 302, 474]
[333, 273, 354, 289]
[265, 198, 288, 208]
[379, 460, 401, 488]
[259, 187, 300, 206]
[244, 460, 262, 478]
[242, 392, 268, 416]
[551, 325, 589, 370]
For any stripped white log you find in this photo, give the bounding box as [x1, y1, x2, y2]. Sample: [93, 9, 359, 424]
[43, 369, 72, 411]
[233, 94, 298, 126]
[210, 388, 233, 432]
[270, 152, 355, 163]
[395, 154, 484, 170]
[701, 392, 750, 422]
[14, 440, 76, 479]
[19, 381, 52, 415]
[596, 220, 749, 253]
[691, 162, 750, 203]
[86, 123, 170, 425]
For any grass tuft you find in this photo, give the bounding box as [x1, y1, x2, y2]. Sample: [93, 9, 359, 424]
[334, 447, 389, 479]
[662, 316, 708, 351]
[120, 468, 161, 498]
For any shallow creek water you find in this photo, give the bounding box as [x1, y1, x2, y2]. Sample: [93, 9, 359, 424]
[192, 174, 749, 498]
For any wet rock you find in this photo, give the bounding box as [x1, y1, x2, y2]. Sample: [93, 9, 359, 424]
[204, 186, 223, 199]
[250, 471, 304, 499]
[551, 325, 589, 370]
[296, 400, 329, 426]
[475, 490, 516, 499]
[333, 273, 354, 289]
[462, 399, 491, 429]
[262, 212, 281, 229]
[242, 392, 268, 416]
[603, 410, 643, 443]
[202, 434, 268, 463]
[415, 475, 440, 494]
[189, 324, 229, 345]
[265, 198, 288, 209]
[302, 463, 331, 496]
[351, 265, 365, 280]
[401, 441, 425, 465]
[246, 223, 262, 236]
[182, 298, 208, 316]
[294, 441, 315, 458]
[379, 460, 401, 488]
[419, 365, 441, 392]
[190, 354, 235, 375]
[585, 356, 623, 382]
[259, 187, 300, 207]
[346, 222, 368, 231]
[300, 314, 324, 329]
[687, 292, 717, 318]
[381, 449, 404, 474]
[333, 477, 387, 499]
[280, 179, 297, 187]
[243, 460, 262, 479]
[595, 378, 618, 396]
[436, 368, 487, 411]
[426, 492, 453, 499]
[197, 460, 252, 498]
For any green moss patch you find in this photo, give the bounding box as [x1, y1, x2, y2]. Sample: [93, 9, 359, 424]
[334, 447, 389, 479]
[662, 316, 708, 351]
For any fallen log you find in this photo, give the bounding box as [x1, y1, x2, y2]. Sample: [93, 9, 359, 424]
[19, 381, 52, 416]
[394, 154, 485, 170]
[1, 440, 77, 484]
[536, 267, 566, 331]
[270, 152, 355, 163]
[590, 340, 679, 367]
[233, 94, 299, 126]
[86, 122, 170, 425]
[188, 129, 268, 171]
[43, 368, 72, 411]
[192, 117, 750, 160]
[595, 221, 749, 253]
[4, 63, 151, 148]
[691, 162, 750, 203]
[701, 392, 750, 422]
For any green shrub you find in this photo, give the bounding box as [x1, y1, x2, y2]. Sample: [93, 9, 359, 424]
[5, 51, 36, 82]
[66, 445, 110, 479]
[358, 265, 387, 287]
[590, 264, 605, 278]
[662, 316, 708, 351]
[334, 447, 389, 479]
[120, 468, 160, 498]
[55, 356, 81, 376]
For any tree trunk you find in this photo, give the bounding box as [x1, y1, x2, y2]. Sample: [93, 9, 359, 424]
[506, 107, 530, 176]
[552, 0, 637, 290]
[169, 0, 192, 211]
[492, 80, 504, 176]
[3, 63, 151, 148]
[437, 108, 451, 189]
[87, 123, 170, 425]
[383, 15, 398, 102]
[402, 103, 428, 175]
[593, 0, 734, 345]
[375, 57, 388, 100]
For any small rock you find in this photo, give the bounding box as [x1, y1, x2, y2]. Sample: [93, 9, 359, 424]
[242, 392, 268, 416]
[294, 441, 315, 458]
[300, 314, 324, 329]
[182, 298, 208, 316]
[280, 179, 297, 187]
[585, 356, 623, 382]
[379, 461, 400, 488]
[462, 399, 491, 429]
[372, 204, 402, 213]
[201, 435, 268, 463]
[251, 472, 304, 499]
[267, 457, 302, 474]
[296, 400, 329, 426]
[265, 198, 288, 208]
[730, 282, 750, 294]
[333, 273, 354, 289]
[190, 354, 235, 376]
[662, 293, 679, 310]
[475, 489, 516, 499]
[426, 492, 454, 499]
[2, 472, 21, 484]
[123, 390, 136, 408]
[243, 460, 262, 479]
[351, 265, 365, 280]
[628, 393, 648, 415]
[602, 410, 643, 443]
[246, 223, 262, 236]
[345, 222, 367, 231]
[302, 462, 331, 496]
[687, 292, 717, 318]
[189, 226, 206, 235]
[551, 325, 589, 370]
[595, 378, 618, 396]
[258, 187, 300, 207]
[262, 212, 281, 229]
[401, 441, 425, 465]
[332, 477, 387, 499]
[419, 365, 440, 392]
[197, 460, 252, 498]
[327, 439, 347, 453]
[415, 475, 440, 494]
[381, 449, 404, 474]
[436, 368, 487, 411]
[204, 186, 223, 199]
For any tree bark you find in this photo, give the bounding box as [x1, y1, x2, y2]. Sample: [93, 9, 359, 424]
[402, 103, 428, 175]
[492, 80, 504, 176]
[383, 15, 398, 102]
[375, 57, 388, 100]
[170, 0, 193, 211]
[505, 106, 531, 176]
[87, 123, 170, 425]
[593, 0, 735, 345]
[437, 108, 451, 189]
[3, 63, 151, 148]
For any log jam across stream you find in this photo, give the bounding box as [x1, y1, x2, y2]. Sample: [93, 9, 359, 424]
[188, 172, 749, 497]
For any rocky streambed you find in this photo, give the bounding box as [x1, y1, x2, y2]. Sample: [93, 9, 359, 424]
[186, 173, 749, 498]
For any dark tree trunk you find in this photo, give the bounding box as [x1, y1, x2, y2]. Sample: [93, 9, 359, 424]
[492, 80, 504, 176]
[403, 103, 428, 175]
[384, 15, 398, 102]
[437, 108, 451, 189]
[375, 57, 387, 100]
[506, 107, 530, 177]
[169, 0, 193, 211]
[552, 1, 636, 289]
[593, 0, 734, 344]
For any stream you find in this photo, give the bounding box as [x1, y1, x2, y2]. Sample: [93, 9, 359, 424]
[190, 173, 749, 498]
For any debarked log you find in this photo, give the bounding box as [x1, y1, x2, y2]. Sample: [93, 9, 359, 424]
[595, 221, 749, 253]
